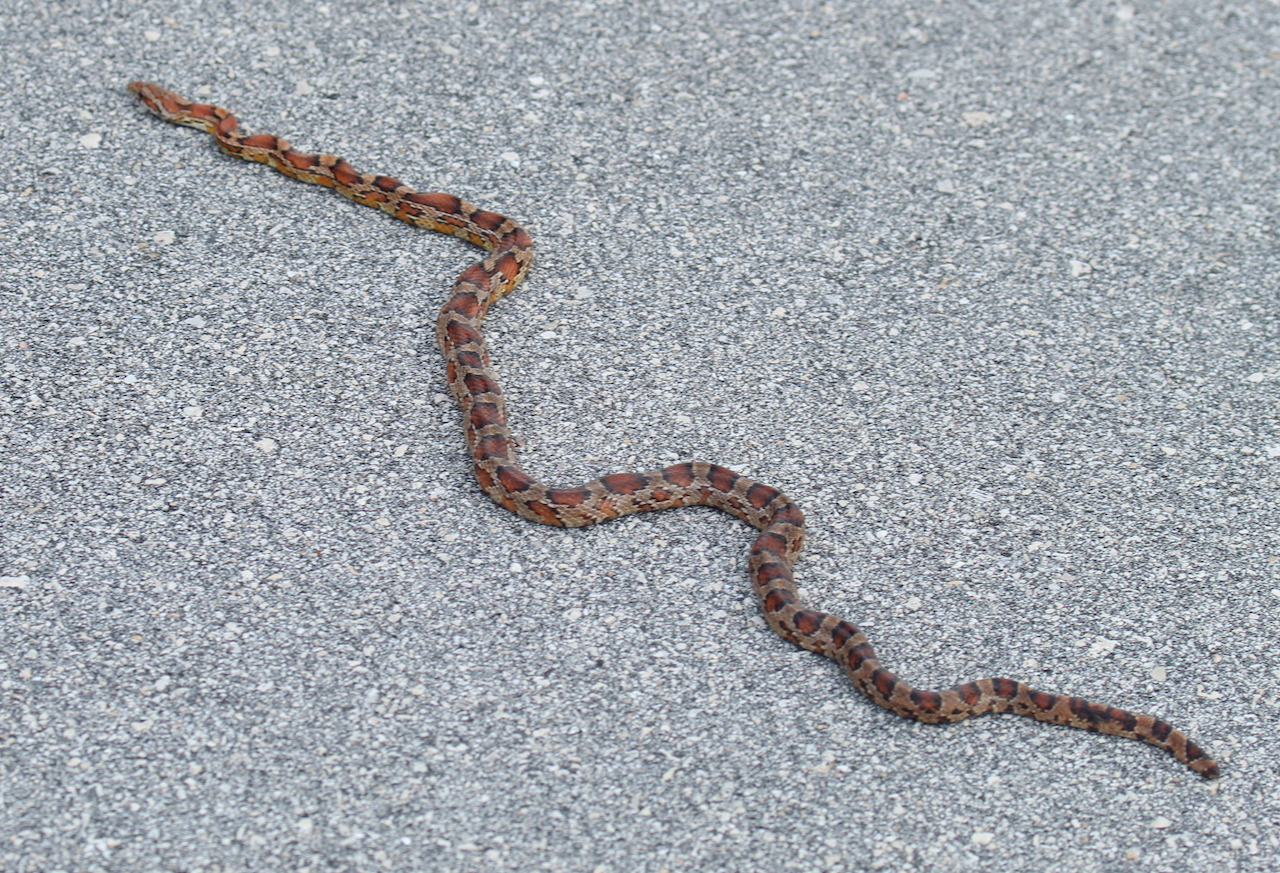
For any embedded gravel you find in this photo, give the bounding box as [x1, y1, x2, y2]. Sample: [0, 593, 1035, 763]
[2, 2, 1278, 871]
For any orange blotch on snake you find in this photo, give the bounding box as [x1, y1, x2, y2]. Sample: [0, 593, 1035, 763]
[497, 465, 535, 493]
[471, 209, 506, 231]
[990, 677, 1020, 700]
[458, 263, 494, 291]
[752, 531, 789, 556]
[474, 435, 509, 462]
[751, 563, 789, 589]
[330, 160, 361, 187]
[762, 588, 798, 612]
[446, 321, 483, 347]
[1029, 690, 1059, 712]
[793, 610, 824, 636]
[469, 402, 504, 430]
[281, 150, 321, 171]
[744, 482, 780, 508]
[473, 465, 497, 491]
[452, 349, 485, 370]
[462, 372, 501, 397]
[493, 252, 524, 283]
[662, 463, 697, 487]
[525, 501, 566, 525]
[848, 641, 876, 664]
[443, 292, 481, 318]
[909, 689, 943, 713]
[706, 465, 739, 492]
[600, 472, 649, 495]
[405, 191, 461, 213]
[771, 505, 804, 527]
[547, 486, 591, 507]
[1108, 708, 1138, 732]
[831, 621, 858, 648]
[592, 499, 621, 519]
[870, 668, 898, 697]
[240, 134, 281, 149]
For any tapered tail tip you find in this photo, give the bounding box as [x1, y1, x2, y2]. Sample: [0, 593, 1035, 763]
[1191, 756, 1220, 779]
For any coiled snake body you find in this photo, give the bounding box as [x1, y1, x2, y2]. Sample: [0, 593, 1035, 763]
[128, 81, 1218, 778]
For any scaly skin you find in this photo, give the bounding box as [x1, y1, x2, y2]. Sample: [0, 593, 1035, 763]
[128, 81, 1219, 779]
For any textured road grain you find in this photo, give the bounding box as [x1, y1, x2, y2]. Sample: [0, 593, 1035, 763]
[2, 2, 1277, 870]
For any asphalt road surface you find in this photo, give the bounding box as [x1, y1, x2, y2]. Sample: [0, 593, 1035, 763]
[2, 2, 1278, 871]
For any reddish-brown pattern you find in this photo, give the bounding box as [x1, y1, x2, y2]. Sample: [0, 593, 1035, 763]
[128, 81, 1219, 779]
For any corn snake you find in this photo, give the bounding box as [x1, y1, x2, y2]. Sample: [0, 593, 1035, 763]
[126, 80, 1219, 779]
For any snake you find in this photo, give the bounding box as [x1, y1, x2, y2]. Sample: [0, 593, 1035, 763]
[127, 81, 1219, 779]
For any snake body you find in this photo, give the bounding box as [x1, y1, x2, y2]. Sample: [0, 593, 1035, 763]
[127, 81, 1219, 778]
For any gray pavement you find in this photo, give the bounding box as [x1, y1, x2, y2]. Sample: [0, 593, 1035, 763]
[2, 1, 1278, 871]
